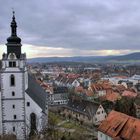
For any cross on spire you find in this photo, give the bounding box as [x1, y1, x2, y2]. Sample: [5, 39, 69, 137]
[12, 10, 15, 16]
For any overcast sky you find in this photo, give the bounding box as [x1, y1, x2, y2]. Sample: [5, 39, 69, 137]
[0, 0, 140, 58]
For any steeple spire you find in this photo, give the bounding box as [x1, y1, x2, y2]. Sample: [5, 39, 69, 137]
[11, 10, 17, 36]
[6, 11, 22, 59]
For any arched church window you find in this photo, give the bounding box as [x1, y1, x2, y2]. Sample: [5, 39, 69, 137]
[10, 75, 15, 86]
[30, 113, 37, 135]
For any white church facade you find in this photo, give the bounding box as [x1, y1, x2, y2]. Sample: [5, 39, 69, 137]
[0, 12, 48, 139]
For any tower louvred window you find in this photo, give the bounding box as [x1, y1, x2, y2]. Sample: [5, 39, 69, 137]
[9, 61, 16, 67]
[10, 74, 15, 86]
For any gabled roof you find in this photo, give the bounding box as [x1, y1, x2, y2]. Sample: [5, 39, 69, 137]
[66, 99, 100, 119]
[90, 82, 112, 92]
[55, 75, 63, 81]
[67, 78, 76, 84]
[61, 77, 68, 83]
[98, 110, 140, 139]
[100, 90, 120, 102]
[26, 74, 47, 112]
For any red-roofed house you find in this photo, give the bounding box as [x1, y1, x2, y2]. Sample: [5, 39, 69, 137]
[100, 91, 121, 102]
[89, 83, 108, 97]
[55, 74, 80, 88]
[75, 86, 84, 93]
[122, 90, 137, 98]
[98, 110, 140, 140]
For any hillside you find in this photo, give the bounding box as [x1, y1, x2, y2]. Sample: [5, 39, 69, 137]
[28, 52, 140, 63]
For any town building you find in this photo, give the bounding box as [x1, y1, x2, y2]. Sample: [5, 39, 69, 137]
[98, 110, 140, 140]
[0, 12, 48, 139]
[48, 87, 68, 105]
[55, 74, 80, 88]
[62, 99, 107, 126]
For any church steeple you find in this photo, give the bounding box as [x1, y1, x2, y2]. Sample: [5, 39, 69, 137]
[6, 11, 22, 59]
[11, 11, 17, 36]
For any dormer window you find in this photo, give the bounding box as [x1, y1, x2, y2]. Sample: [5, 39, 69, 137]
[9, 61, 16, 67]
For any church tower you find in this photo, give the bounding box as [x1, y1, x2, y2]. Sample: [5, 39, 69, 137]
[0, 11, 28, 139]
[0, 12, 48, 140]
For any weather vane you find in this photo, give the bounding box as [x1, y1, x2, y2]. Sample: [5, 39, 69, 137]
[12, 8, 15, 16]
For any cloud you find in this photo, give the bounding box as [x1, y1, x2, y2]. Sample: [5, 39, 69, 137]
[0, 0, 140, 57]
[0, 43, 139, 59]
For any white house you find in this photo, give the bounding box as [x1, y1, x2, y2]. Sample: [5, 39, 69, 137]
[0, 12, 48, 139]
[63, 99, 107, 126]
[66, 79, 80, 88]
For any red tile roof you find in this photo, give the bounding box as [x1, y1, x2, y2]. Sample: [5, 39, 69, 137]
[85, 90, 94, 97]
[122, 90, 137, 98]
[100, 90, 120, 102]
[90, 83, 112, 92]
[113, 76, 128, 79]
[114, 85, 126, 92]
[75, 86, 84, 93]
[98, 110, 140, 140]
[67, 74, 80, 79]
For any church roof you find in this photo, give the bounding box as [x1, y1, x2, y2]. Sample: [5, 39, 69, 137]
[26, 74, 47, 112]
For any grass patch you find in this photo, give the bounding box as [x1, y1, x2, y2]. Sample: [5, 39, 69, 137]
[48, 112, 64, 124]
[48, 111, 97, 140]
[60, 120, 88, 132]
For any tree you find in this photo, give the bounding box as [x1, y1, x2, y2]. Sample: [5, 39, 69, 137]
[61, 136, 66, 140]
[114, 96, 136, 117]
[68, 114, 72, 121]
[101, 100, 114, 112]
[46, 112, 59, 140]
